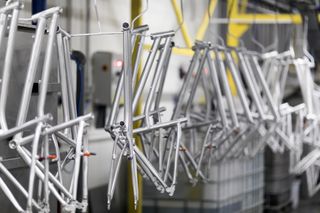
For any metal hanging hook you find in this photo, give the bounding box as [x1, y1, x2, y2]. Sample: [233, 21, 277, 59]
[265, 1, 279, 53]
[302, 16, 315, 67]
[93, 0, 102, 32]
[174, 0, 184, 33]
[131, 0, 149, 29]
[249, 6, 265, 53]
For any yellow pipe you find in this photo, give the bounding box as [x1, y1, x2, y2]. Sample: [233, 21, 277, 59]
[233, 14, 302, 24]
[227, 23, 249, 47]
[195, 0, 218, 41]
[129, 1, 143, 213]
[171, 0, 193, 48]
[240, 0, 248, 13]
[172, 47, 194, 56]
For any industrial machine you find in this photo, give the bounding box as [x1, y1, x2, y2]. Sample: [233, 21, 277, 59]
[92, 51, 122, 128]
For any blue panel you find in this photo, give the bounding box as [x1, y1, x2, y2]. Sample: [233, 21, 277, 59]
[32, 0, 47, 15]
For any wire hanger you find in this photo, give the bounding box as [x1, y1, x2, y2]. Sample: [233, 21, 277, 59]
[302, 16, 315, 67]
[249, 5, 266, 53]
[206, 0, 226, 47]
[21, 0, 124, 38]
[93, 0, 102, 32]
[174, 0, 184, 33]
[265, 1, 279, 53]
[131, 0, 149, 29]
[6, 0, 13, 6]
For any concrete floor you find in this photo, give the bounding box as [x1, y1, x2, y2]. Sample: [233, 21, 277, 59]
[293, 200, 320, 213]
